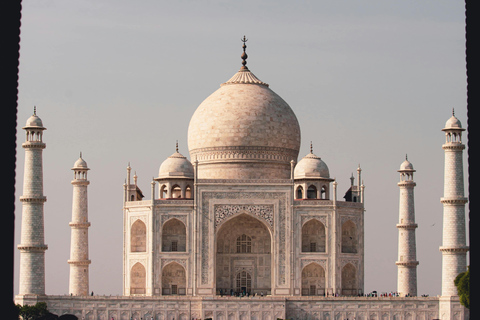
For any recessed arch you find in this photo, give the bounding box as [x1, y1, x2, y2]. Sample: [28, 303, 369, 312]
[162, 218, 186, 252]
[307, 185, 317, 199]
[341, 263, 358, 296]
[131, 219, 146, 252]
[301, 262, 326, 296]
[302, 218, 326, 252]
[171, 184, 182, 198]
[216, 213, 272, 295]
[296, 186, 304, 199]
[160, 184, 168, 198]
[341, 220, 358, 253]
[130, 262, 146, 294]
[185, 185, 192, 198]
[161, 262, 186, 295]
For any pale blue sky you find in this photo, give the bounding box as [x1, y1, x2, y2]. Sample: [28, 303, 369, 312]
[15, 0, 467, 296]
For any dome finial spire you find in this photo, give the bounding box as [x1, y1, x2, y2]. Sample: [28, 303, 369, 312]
[241, 35, 248, 69]
[176, 140, 179, 153]
[33, 106, 36, 116]
[310, 141, 313, 154]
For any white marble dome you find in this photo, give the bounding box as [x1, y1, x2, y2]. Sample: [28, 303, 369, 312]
[158, 151, 194, 179]
[444, 114, 463, 130]
[294, 152, 330, 179]
[73, 156, 89, 169]
[24, 112, 45, 129]
[187, 67, 301, 180]
[399, 159, 414, 171]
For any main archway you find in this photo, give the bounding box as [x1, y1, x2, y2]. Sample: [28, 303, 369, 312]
[215, 213, 272, 295]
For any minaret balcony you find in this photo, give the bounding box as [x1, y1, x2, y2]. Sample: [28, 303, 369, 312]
[396, 223, 418, 229]
[17, 244, 48, 252]
[440, 197, 468, 204]
[22, 141, 46, 149]
[19, 196, 47, 203]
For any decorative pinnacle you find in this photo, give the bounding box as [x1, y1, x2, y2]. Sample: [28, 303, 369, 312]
[310, 141, 313, 154]
[80, 151, 82, 159]
[405, 154, 408, 161]
[33, 106, 37, 116]
[176, 140, 179, 153]
[241, 35, 248, 69]
[452, 108, 455, 116]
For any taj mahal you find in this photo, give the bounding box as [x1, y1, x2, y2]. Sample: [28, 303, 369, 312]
[15, 40, 469, 320]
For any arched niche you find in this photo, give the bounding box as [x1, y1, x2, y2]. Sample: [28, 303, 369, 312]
[162, 262, 186, 295]
[301, 262, 326, 296]
[130, 262, 146, 294]
[215, 213, 272, 295]
[131, 220, 147, 252]
[162, 218, 186, 252]
[302, 219, 326, 252]
[341, 220, 357, 253]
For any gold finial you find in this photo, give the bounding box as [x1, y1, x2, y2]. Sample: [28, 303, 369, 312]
[241, 35, 248, 69]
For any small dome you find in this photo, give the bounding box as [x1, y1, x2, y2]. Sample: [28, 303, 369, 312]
[444, 115, 463, 130]
[158, 151, 194, 179]
[294, 152, 330, 179]
[399, 159, 414, 171]
[73, 155, 89, 170]
[24, 113, 45, 129]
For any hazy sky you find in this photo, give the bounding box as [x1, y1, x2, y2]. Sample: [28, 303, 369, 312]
[14, 0, 468, 297]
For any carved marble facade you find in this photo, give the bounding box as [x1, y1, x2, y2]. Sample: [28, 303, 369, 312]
[123, 180, 364, 297]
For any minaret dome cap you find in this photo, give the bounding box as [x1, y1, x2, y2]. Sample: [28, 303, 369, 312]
[442, 110, 465, 131]
[72, 154, 89, 170]
[399, 158, 415, 172]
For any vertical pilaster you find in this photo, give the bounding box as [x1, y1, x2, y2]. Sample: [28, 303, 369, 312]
[396, 156, 418, 297]
[18, 109, 48, 296]
[68, 154, 91, 296]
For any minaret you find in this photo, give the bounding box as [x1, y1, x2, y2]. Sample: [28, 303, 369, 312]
[18, 108, 48, 295]
[396, 155, 419, 297]
[68, 153, 91, 296]
[440, 110, 468, 297]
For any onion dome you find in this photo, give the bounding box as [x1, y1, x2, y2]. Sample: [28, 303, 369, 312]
[73, 153, 89, 170]
[398, 155, 415, 172]
[294, 150, 330, 179]
[442, 109, 465, 131]
[158, 145, 194, 179]
[23, 106, 45, 130]
[187, 38, 301, 180]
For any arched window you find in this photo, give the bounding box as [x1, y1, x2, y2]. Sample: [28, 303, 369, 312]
[162, 218, 186, 252]
[236, 234, 252, 253]
[130, 262, 146, 294]
[131, 220, 147, 252]
[321, 186, 327, 199]
[171, 185, 182, 198]
[341, 220, 357, 253]
[160, 185, 168, 198]
[236, 271, 252, 294]
[307, 185, 317, 199]
[185, 185, 192, 198]
[302, 219, 326, 252]
[296, 186, 304, 199]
